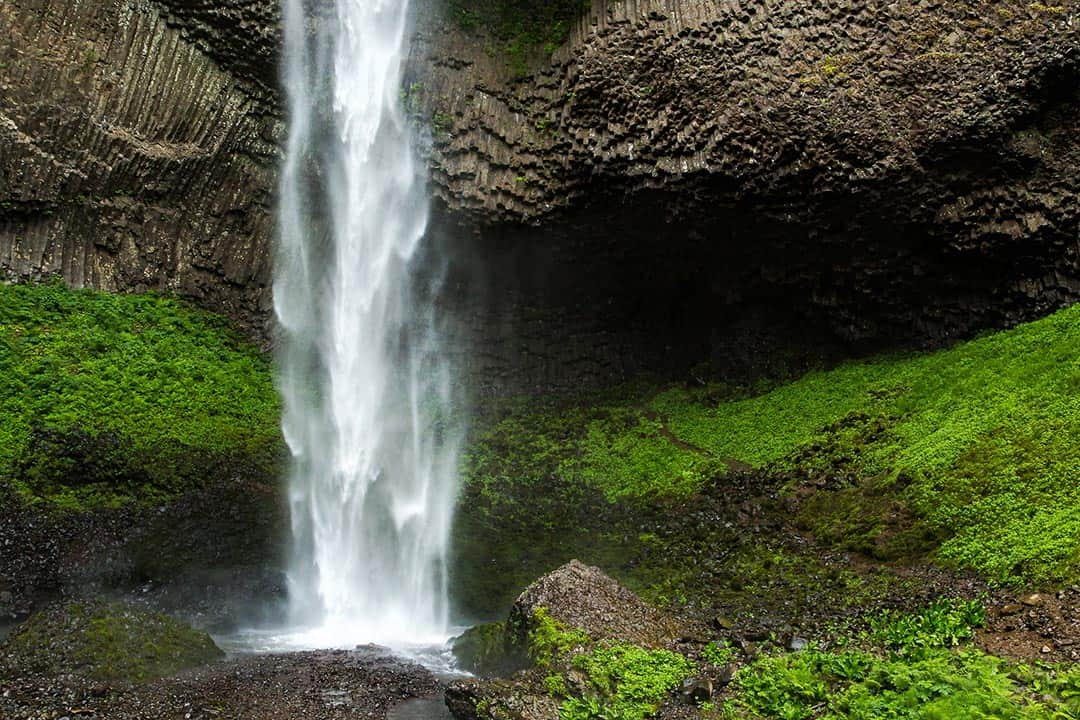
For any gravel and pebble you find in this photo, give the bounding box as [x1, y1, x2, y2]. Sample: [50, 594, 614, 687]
[1, 647, 444, 720]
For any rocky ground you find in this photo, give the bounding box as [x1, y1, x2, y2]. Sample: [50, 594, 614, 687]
[4, 421, 1079, 719]
[2, 470, 1079, 719]
[0, 476, 286, 628]
[978, 587, 1080, 663]
[622, 471, 1080, 667]
[445, 557, 1080, 720]
[0, 646, 446, 720]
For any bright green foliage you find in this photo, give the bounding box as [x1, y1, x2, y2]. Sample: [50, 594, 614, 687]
[0, 282, 280, 509]
[868, 599, 986, 656]
[559, 643, 693, 720]
[529, 607, 589, 667]
[545, 672, 570, 696]
[569, 406, 725, 501]
[463, 304, 1080, 587]
[462, 386, 719, 509]
[724, 601, 1080, 719]
[725, 648, 1080, 720]
[702, 640, 737, 666]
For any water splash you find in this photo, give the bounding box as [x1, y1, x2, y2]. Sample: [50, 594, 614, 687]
[274, 0, 460, 648]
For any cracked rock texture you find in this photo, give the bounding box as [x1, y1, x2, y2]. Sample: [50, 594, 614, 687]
[2, 0, 1079, 387]
[415, 0, 1079, 391]
[0, 0, 280, 336]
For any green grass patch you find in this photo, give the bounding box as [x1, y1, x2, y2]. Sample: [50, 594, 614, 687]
[723, 647, 1080, 720]
[0, 281, 280, 510]
[868, 599, 986, 656]
[557, 643, 693, 720]
[461, 303, 1080, 588]
[703, 640, 738, 666]
[721, 600, 1073, 718]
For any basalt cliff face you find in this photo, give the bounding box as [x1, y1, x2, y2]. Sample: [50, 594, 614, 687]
[0, 0, 280, 334]
[2, 0, 1078, 389]
[418, 0, 1079, 392]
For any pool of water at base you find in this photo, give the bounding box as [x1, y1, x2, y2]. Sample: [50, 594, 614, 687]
[213, 626, 469, 677]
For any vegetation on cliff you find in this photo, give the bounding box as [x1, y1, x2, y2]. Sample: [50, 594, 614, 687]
[456, 303, 1080, 614]
[0, 282, 280, 511]
[447, 0, 588, 73]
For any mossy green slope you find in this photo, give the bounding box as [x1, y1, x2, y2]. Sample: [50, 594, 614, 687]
[0, 282, 280, 510]
[722, 647, 1080, 720]
[0, 600, 223, 684]
[460, 303, 1080, 600]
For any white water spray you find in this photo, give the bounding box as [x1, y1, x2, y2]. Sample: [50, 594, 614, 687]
[274, 0, 460, 648]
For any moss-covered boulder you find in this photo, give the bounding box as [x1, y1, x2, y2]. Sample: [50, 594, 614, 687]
[0, 600, 223, 684]
[447, 563, 692, 720]
[452, 621, 523, 677]
[509, 560, 681, 653]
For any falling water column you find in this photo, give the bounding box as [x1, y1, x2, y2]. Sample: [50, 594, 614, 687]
[274, 0, 461, 647]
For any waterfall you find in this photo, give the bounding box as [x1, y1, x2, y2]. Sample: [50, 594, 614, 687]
[274, 0, 460, 648]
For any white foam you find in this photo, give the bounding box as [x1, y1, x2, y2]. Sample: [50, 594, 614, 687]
[274, 0, 461, 649]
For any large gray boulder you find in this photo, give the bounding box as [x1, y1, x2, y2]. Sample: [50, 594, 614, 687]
[446, 560, 686, 720]
[508, 559, 680, 650]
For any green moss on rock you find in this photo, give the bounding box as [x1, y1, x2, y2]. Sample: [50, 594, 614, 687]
[0, 600, 223, 684]
[447, 0, 589, 74]
[559, 643, 692, 720]
[0, 281, 281, 511]
[456, 303, 1080, 608]
[453, 621, 521, 676]
[527, 607, 589, 667]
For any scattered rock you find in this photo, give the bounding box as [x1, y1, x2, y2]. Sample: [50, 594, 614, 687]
[2, 646, 442, 720]
[712, 616, 735, 631]
[716, 664, 737, 687]
[507, 560, 681, 651]
[444, 680, 484, 720]
[681, 676, 713, 704]
[446, 678, 560, 720]
[979, 586, 1080, 663]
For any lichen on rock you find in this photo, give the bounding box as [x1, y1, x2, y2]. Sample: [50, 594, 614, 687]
[508, 559, 681, 651]
[0, 599, 223, 685]
[447, 561, 692, 720]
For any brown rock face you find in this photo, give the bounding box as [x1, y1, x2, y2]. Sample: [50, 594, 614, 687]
[508, 559, 680, 649]
[2, 0, 1078, 385]
[0, 0, 280, 337]
[420, 0, 1079, 224]
[415, 0, 1080, 389]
